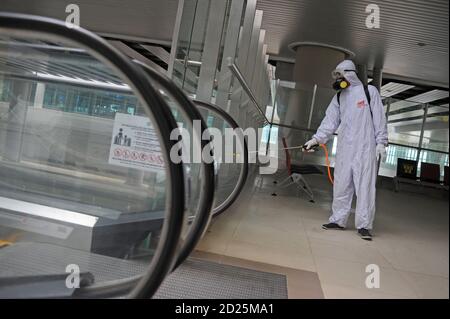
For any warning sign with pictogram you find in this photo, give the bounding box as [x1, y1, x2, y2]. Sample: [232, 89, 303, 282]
[108, 113, 164, 172]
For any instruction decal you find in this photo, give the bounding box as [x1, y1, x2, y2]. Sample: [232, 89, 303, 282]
[109, 113, 164, 172]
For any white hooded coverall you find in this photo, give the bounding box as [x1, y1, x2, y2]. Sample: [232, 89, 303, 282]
[313, 60, 388, 230]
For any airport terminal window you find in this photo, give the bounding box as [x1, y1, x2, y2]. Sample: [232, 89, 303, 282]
[42, 83, 138, 118]
[206, 115, 214, 127]
[0, 78, 12, 102]
[382, 145, 449, 178]
[386, 145, 418, 166]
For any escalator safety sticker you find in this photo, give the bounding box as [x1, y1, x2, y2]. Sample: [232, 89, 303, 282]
[109, 113, 164, 172]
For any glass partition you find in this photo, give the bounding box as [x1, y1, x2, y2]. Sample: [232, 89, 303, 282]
[172, 0, 237, 98]
[172, 0, 210, 96]
[194, 100, 248, 216]
[383, 96, 449, 179]
[141, 66, 216, 267]
[421, 104, 449, 153]
[264, 124, 337, 170]
[271, 82, 334, 132]
[203, 107, 237, 209]
[385, 97, 425, 147]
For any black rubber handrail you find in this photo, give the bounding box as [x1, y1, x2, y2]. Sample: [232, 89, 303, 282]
[135, 61, 215, 269]
[0, 12, 185, 299]
[193, 100, 249, 217]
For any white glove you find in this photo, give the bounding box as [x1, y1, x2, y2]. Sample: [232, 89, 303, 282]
[376, 144, 387, 162]
[304, 137, 318, 150]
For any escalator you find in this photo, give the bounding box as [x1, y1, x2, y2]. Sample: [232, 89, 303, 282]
[194, 101, 249, 217]
[0, 12, 212, 299]
[135, 63, 216, 268]
[0, 12, 249, 298]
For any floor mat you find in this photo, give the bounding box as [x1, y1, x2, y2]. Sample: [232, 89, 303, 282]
[154, 258, 288, 299]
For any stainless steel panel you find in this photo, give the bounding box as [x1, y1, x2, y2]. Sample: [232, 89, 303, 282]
[252, 30, 266, 105]
[108, 40, 166, 75]
[168, 0, 185, 77]
[196, 0, 228, 102]
[0, 196, 98, 227]
[236, 0, 257, 70]
[215, 0, 245, 110]
[228, 0, 257, 120]
[245, 10, 263, 85]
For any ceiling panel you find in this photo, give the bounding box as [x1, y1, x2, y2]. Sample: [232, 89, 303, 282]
[408, 89, 449, 103]
[256, 0, 449, 86]
[381, 82, 415, 97]
[0, 0, 178, 45]
[388, 105, 448, 121]
[389, 100, 419, 112]
[1, 0, 448, 87]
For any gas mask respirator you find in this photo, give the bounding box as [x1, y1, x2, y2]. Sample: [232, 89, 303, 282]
[331, 69, 352, 91]
[332, 78, 350, 91]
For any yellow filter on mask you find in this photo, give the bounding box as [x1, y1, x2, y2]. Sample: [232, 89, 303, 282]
[340, 81, 349, 89]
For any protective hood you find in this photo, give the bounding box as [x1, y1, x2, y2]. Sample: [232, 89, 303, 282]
[334, 60, 362, 87]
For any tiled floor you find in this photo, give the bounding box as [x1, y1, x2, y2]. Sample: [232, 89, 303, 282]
[195, 172, 449, 299]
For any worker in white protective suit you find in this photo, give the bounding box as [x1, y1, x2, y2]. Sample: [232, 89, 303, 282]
[304, 60, 388, 240]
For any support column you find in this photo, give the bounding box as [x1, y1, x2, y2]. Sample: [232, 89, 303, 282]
[372, 67, 383, 91]
[416, 103, 429, 166]
[357, 64, 368, 86]
[34, 82, 46, 108]
[287, 43, 353, 131]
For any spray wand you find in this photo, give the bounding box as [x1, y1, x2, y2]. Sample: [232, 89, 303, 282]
[249, 143, 335, 185]
[301, 144, 334, 185]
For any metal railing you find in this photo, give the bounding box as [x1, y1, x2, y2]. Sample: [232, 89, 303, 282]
[227, 59, 270, 124]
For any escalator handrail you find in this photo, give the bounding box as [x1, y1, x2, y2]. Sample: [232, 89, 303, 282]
[0, 12, 185, 299]
[193, 100, 249, 217]
[135, 61, 216, 269]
